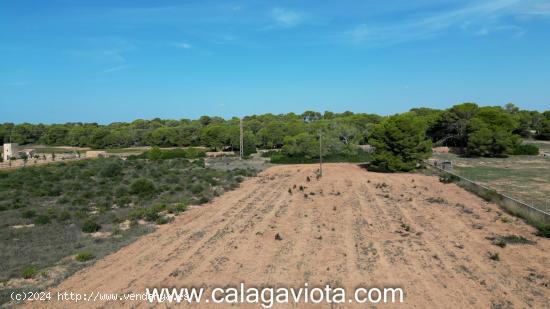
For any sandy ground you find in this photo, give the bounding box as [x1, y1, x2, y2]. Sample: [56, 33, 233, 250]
[25, 163, 550, 308]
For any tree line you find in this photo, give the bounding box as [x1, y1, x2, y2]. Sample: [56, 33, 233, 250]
[1, 103, 549, 171]
[0, 112, 382, 151]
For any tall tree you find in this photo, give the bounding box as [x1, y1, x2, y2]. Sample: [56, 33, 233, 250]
[466, 107, 519, 157]
[368, 113, 432, 172]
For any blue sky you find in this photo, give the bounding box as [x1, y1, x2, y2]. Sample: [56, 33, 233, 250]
[1, 0, 550, 123]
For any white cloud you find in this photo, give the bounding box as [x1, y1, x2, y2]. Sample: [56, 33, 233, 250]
[521, 2, 550, 16]
[175, 42, 192, 49]
[344, 0, 535, 46]
[103, 65, 130, 73]
[271, 8, 303, 27]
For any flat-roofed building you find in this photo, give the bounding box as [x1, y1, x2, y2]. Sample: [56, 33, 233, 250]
[3, 143, 18, 160]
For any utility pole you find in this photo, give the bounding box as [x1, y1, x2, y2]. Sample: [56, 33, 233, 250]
[319, 131, 323, 176]
[239, 118, 244, 160]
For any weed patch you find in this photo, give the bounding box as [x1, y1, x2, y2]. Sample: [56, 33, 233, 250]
[75, 252, 95, 262]
[488, 252, 500, 261]
[22, 266, 38, 279]
[426, 197, 446, 204]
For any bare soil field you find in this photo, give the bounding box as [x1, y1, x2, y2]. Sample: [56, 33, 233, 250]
[26, 164, 550, 308]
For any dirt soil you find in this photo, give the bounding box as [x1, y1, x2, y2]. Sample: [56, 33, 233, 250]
[27, 164, 550, 308]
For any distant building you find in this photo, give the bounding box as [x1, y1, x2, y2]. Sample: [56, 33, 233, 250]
[86, 151, 107, 158]
[206, 151, 236, 158]
[3, 143, 18, 160]
[440, 160, 453, 170]
[358, 144, 375, 153]
[427, 159, 453, 170]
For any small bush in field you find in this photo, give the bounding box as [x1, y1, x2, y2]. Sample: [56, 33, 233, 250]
[34, 215, 51, 225]
[100, 161, 123, 177]
[82, 219, 101, 233]
[513, 144, 539, 155]
[130, 179, 156, 197]
[144, 209, 160, 222]
[190, 183, 205, 194]
[155, 216, 172, 225]
[488, 252, 500, 261]
[22, 266, 38, 279]
[128, 208, 145, 221]
[21, 209, 36, 219]
[536, 227, 550, 238]
[168, 203, 187, 213]
[75, 252, 95, 262]
[58, 210, 71, 221]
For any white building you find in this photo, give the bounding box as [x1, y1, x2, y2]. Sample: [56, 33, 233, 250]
[3, 143, 17, 160]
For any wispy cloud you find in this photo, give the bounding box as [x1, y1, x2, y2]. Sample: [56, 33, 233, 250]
[344, 0, 540, 46]
[271, 8, 304, 28]
[102, 65, 130, 73]
[174, 42, 192, 49]
[520, 2, 550, 16]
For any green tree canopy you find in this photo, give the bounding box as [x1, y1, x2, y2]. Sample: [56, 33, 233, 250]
[466, 107, 520, 157]
[368, 113, 432, 172]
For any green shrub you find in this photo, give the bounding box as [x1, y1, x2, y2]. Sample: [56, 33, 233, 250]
[439, 174, 459, 184]
[162, 148, 206, 159]
[493, 239, 507, 248]
[152, 203, 167, 212]
[75, 251, 95, 262]
[46, 207, 56, 217]
[22, 266, 38, 279]
[498, 235, 535, 245]
[115, 196, 131, 207]
[198, 195, 210, 204]
[99, 161, 123, 177]
[536, 227, 550, 238]
[130, 179, 156, 197]
[155, 216, 172, 225]
[168, 203, 187, 213]
[21, 209, 36, 219]
[190, 183, 205, 194]
[140, 147, 207, 160]
[33, 215, 51, 225]
[261, 150, 279, 158]
[114, 185, 129, 197]
[144, 208, 160, 222]
[128, 208, 145, 221]
[426, 197, 446, 204]
[148, 147, 163, 161]
[110, 214, 122, 224]
[73, 209, 88, 220]
[111, 227, 122, 235]
[270, 152, 371, 164]
[58, 210, 71, 221]
[81, 219, 101, 233]
[512, 144, 539, 155]
[479, 188, 501, 203]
